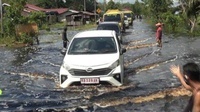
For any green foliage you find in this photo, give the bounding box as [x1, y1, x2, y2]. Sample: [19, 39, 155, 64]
[132, 0, 142, 15]
[0, 36, 15, 46]
[178, 0, 200, 33]
[162, 12, 184, 33]
[122, 3, 133, 10]
[28, 11, 47, 27]
[1, 0, 48, 45]
[149, 0, 173, 20]
[19, 33, 33, 44]
[106, 0, 118, 11]
[2, 0, 27, 35]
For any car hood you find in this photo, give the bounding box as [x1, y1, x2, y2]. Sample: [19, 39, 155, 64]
[63, 54, 119, 68]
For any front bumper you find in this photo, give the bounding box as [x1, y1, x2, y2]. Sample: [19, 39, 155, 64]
[59, 65, 122, 88]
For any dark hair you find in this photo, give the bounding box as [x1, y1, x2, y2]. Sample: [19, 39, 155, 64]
[183, 62, 200, 82]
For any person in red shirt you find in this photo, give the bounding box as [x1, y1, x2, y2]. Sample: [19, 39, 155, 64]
[155, 23, 163, 48]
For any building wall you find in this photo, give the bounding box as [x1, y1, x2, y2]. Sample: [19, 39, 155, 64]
[58, 12, 68, 22]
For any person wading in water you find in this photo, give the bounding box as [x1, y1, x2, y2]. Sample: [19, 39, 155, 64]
[62, 26, 69, 49]
[155, 22, 163, 48]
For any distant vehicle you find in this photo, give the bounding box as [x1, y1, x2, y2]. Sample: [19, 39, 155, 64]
[122, 10, 134, 25]
[59, 30, 126, 88]
[97, 22, 122, 43]
[124, 16, 129, 28]
[103, 9, 126, 32]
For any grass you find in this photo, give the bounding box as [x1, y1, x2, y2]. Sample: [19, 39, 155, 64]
[49, 22, 97, 31]
[71, 23, 97, 31]
[0, 22, 97, 47]
[144, 18, 200, 37]
[0, 36, 15, 47]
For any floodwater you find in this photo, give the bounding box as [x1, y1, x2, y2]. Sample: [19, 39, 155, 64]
[0, 20, 200, 112]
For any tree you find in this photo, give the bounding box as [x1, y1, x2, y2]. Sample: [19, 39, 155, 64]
[148, 0, 173, 21]
[3, 0, 27, 37]
[2, 0, 47, 44]
[132, 0, 142, 16]
[179, 0, 200, 33]
[106, 0, 118, 11]
[122, 2, 133, 11]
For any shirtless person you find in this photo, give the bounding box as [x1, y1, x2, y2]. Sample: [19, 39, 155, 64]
[170, 62, 200, 112]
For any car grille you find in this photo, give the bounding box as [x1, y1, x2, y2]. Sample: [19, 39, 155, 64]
[68, 68, 112, 76]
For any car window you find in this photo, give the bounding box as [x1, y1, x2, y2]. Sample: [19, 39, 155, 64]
[125, 13, 131, 17]
[68, 37, 117, 54]
[104, 14, 121, 22]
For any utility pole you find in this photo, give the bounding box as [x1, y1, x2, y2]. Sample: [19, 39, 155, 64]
[84, 0, 86, 11]
[94, 0, 96, 23]
[0, 0, 3, 35]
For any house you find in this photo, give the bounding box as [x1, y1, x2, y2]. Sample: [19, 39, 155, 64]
[23, 4, 98, 25]
[65, 9, 82, 26]
[24, 4, 68, 23]
[81, 11, 98, 23]
[45, 8, 69, 22]
[65, 9, 98, 26]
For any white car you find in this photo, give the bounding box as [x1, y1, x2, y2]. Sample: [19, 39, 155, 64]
[59, 30, 126, 88]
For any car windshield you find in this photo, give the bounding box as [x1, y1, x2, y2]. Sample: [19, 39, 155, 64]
[124, 13, 132, 17]
[97, 24, 119, 33]
[68, 37, 117, 54]
[104, 14, 121, 22]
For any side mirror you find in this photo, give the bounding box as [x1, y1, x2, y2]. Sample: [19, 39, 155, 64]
[121, 48, 126, 55]
[61, 48, 67, 55]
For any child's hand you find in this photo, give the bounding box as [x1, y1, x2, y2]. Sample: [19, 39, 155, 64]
[170, 65, 181, 77]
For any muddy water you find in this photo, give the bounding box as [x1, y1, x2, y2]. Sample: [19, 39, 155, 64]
[0, 21, 199, 111]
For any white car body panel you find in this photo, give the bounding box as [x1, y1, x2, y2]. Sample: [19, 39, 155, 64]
[59, 30, 126, 88]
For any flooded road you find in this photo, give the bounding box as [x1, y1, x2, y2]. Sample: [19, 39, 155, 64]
[0, 20, 200, 111]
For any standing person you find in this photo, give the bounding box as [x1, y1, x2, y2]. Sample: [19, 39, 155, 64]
[139, 15, 142, 21]
[155, 22, 163, 48]
[97, 17, 102, 25]
[170, 62, 200, 112]
[62, 26, 69, 49]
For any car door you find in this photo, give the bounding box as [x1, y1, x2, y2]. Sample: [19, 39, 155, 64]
[117, 38, 126, 84]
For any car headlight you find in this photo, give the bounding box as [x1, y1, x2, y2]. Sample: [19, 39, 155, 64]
[109, 60, 119, 69]
[62, 61, 70, 70]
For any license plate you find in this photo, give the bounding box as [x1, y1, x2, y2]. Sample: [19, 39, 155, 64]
[80, 78, 99, 84]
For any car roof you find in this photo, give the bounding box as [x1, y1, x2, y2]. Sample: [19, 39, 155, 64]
[74, 30, 116, 38]
[99, 22, 119, 25]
